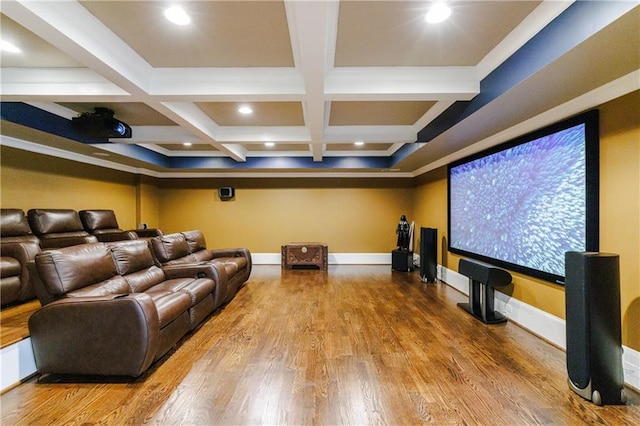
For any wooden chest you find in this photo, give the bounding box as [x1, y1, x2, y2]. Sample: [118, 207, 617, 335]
[281, 243, 328, 270]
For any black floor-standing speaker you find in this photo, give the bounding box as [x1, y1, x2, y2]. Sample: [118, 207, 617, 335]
[420, 227, 437, 282]
[565, 251, 626, 405]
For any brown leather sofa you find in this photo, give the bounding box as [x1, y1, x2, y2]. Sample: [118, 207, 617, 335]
[28, 239, 225, 377]
[79, 209, 163, 241]
[151, 230, 251, 306]
[27, 209, 98, 249]
[0, 209, 40, 306]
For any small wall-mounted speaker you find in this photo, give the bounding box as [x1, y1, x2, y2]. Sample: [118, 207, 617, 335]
[218, 187, 235, 200]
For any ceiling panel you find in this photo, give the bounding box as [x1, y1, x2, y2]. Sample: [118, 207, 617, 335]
[334, 1, 541, 67]
[0, 14, 84, 67]
[329, 101, 435, 126]
[79, 1, 294, 67]
[196, 102, 305, 126]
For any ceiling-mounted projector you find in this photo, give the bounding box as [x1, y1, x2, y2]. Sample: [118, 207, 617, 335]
[72, 107, 132, 138]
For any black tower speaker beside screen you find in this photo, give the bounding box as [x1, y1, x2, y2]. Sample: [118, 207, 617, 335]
[420, 227, 437, 282]
[565, 252, 626, 405]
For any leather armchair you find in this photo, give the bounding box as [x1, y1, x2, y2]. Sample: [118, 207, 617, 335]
[79, 209, 138, 242]
[0, 209, 40, 306]
[27, 209, 98, 249]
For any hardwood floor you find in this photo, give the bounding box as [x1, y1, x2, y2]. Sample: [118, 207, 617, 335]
[1, 265, 639, 425]
[0, 299, 39, 348]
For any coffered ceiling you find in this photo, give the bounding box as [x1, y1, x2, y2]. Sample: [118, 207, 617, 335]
[1, 1, 638, 178]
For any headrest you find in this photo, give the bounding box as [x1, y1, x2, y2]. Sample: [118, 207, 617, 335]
[108, 240, 155, 275]
[150, 233, 190, 263]
[79, 210, 120, 232]
[1, 209, 32, 237]
[28, 209, 85, 235]
[35, 243, 115, 295]
[182, 230, 207, 253]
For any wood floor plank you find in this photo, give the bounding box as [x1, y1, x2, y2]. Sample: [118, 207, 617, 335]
[0, 299, 40, 348]
[1, 265, 639, 425]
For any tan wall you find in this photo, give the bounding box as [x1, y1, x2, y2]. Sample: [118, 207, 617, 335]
[413, 91, 640, 351]
[136, 176, 161, 229]
[158, 182, 415, 253]
[0, 147, 139, 230]
[599, 91, 640, 350]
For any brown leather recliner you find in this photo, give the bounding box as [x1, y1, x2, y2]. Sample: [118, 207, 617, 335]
[0, 209, 41, 306]
[29, 239, 223, 377]
[79, 209, 138, 242]
[27, 209, 98, 249]
[151, 230, 251, 306]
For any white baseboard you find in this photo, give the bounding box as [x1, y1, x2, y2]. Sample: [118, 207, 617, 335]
[1, 337, 36, 393]
[252, 252, 392, 265]
[438, 265, 640, 392]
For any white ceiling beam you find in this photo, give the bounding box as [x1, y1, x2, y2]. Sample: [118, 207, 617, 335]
[215, 126, 310, 143]
[325, 67, 479, 100]
[119, 126, 200, 144]
[155, 101, 245, 161]
[286, 0, 337, 162]
[0, 68, 129, 99]
[149, 68, 306, 98]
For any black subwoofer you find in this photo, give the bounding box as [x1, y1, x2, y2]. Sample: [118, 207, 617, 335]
[565, 251, 626, 405]
[419, 227, 437, 282]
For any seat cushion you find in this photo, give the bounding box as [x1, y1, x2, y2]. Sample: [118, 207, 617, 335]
[66, 276, 131, 298]
[148, 291, 192, 328]
[151, 277, 215, 306]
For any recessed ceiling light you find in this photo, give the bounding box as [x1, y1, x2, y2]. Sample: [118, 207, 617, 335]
[265, 142, 275, 147]
[0, 40, 21, 53]
[425, 2, 451, 24]
[355, 141, 364, 146]
[183, 142, 192, 147]
[164, 5, 191, 26]
[238, 106, 253, 115]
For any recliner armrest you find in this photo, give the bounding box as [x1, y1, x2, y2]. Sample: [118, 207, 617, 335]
[209, 248, 252, 277]
[162, 263, 227, 309]
[1, 240, 41, 268]
[1, 240, 41, 302]
[28, 293, 159, 377]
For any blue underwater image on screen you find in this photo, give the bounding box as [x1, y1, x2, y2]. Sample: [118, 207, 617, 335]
[449, 124, 587, 278]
